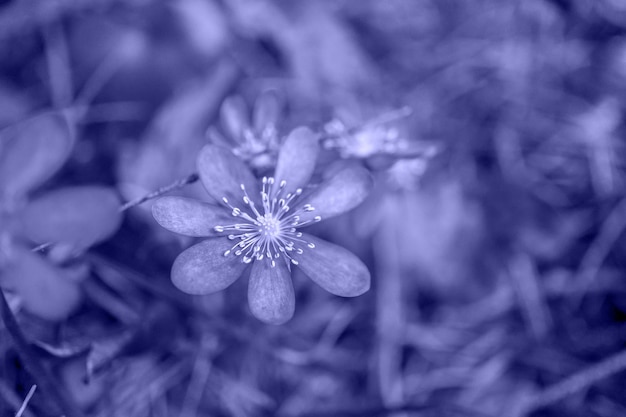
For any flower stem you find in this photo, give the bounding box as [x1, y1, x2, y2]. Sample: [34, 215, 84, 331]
[0, 289, 84, 417]
[119, 172, 199, 212]
[373, 197, 405, 409]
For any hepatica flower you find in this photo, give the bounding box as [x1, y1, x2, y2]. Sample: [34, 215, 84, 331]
[324, 117, 405, 159]
[153, 127, 372, 324]
[208, 91, 282, 172]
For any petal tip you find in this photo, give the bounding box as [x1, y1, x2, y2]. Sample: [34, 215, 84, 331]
[345, 271, 371, 297]
[330, 267, 371, 298]
[295, 235, 371, 298]
[251, 306, 294, 325]
[248, 260, 295, 325]
[171, 239, 246, 295]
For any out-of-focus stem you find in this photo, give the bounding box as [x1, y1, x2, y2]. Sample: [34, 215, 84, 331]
[0, 0, 144, 41]
[373, 194, 405, 410]
[519, 348, 626, 416]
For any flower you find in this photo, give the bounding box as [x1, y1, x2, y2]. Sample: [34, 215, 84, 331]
[208, 90, 282, 172]
[322, 106, 438, 172]
[324, 118, 404, 159]
[152, 127, 372, 324]
[322, 106, 414, 159]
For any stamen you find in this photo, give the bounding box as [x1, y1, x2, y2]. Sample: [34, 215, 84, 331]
[214, 178, 320, 266]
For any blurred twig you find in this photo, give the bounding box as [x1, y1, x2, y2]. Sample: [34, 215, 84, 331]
[0, 0, 147, 40]
[105, 358, 190, 417]
[43, 23, 74, 110]
[15, 385, 37, 417]
[573, 197, 626, 303]
[507, 253, 552, 339]
[0, 380, 36, 417]
[293, 402, 493, 417]
[179, 344, 213, 417]
[0, 290, 84, 417]
[518, 348, 626, 416]
[31, 242, 53, 252]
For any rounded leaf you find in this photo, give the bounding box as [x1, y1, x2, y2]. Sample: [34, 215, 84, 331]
[294, 234, 370, 297]
[248, 260, 295, 324]
[171, 238, 248, 295]
[274, 127, 320, 196]
[197, 144, 260, 204]
[1, 247, 81, 321]
[152, 196, 231, 237]
[0, 113, 73, 200]
[20, 186, 122, 251]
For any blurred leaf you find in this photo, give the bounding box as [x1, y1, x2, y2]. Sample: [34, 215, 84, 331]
[1, 247, 81, 321]
[85, 303, 179, 380]
[0, 113, 73, 201]
[0, 81, 32, 128]
[83, 280, 140, 325]
[33, 340, 91, 358]
[86, 330, 135, 380]
[61, 358, 108, 410]
[173, 0, 228, 58]
[20, 186, 123, 252]
[229, 1, 373, 96]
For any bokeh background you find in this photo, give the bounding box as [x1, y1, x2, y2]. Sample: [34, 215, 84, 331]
[1, 0, 626, 416]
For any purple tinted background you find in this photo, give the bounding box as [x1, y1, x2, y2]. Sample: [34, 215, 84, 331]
[1, 1, 626, 416]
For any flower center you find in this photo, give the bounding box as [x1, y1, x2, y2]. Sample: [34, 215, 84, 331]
[259, 213, 281, 238]
[214, 177, 321, 267]
[232, 128, 279, 161]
